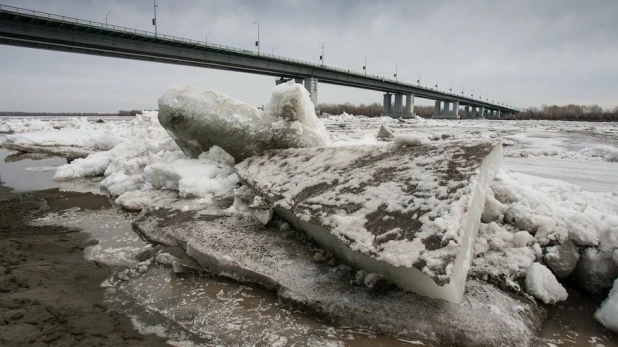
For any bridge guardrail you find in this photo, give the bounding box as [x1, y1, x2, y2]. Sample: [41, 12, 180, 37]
[0, 4, 517, 111]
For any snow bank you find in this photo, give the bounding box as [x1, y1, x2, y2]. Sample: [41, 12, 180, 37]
[157, 83, 329, 162]
[595, 277, 618, 333]
[525, 262, 568, 304]
[52, 112, 240, 211]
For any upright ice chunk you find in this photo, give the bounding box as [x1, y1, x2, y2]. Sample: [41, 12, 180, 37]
[157, 83, 329, 162]
[595, 277, 618, 333]
[236, 140, 502, 303]
[525, 263, 568, 304]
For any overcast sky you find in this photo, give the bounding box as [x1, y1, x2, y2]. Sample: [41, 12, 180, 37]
[1, 0, 617, 112]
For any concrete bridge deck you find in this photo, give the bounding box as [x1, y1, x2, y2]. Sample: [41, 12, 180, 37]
[0, 4, 519, 118]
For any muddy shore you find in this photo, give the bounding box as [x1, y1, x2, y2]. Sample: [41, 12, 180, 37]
[0, 184, 170, 346]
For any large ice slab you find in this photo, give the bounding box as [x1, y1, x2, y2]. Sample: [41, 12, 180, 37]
[235, 140, 502, 303]
[157, 83, 329, 162]
[133, 211, 543, 346]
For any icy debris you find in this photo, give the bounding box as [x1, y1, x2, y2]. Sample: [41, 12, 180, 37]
[157, 83, 329, 162]
[393, 134, 425, 146]
[525, 262, 568, 304]
[353, 270, 367, 286]
[250, 196, 274, 226]
[512, 231, 534, 248]
[236, 140, 502, 304]
[572, 247, 618, 295]
[504, 203, 541, 233]
[567, 212, 601, 247]
[5, 129, 123, 151]
[155, 253, 179, 266]
[376, 124, 395, 140]
[595, 278, 618, 333]
[481, 194, 508, 223]
[580, 144, 618, 162]
[133, 213, 544, 346]
[363, 273, 389, 294]
[471, 222, 536, 289]
[544, 241, 580, 278]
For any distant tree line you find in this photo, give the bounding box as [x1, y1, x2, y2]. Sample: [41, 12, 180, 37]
[492, 104, 618, 122]
[0, 110, 144, 117]
[320, 103, 618, 122]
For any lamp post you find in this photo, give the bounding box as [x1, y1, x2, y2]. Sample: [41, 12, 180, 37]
[153, 0, 158, 37]
[362, 54, 367, 76]
[272, 47, 277, 55]
[253, 22, 260, 54]
[105, 11, 110, 26]
[393, 64, 398, 81]
[206, 32, 211, 45]
[417, 72, 420, 86]
[435, 77, 438, 89]
[318, 40, 324, 65]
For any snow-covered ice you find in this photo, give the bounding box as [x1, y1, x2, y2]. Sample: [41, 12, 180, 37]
[236, 140, 502, 303]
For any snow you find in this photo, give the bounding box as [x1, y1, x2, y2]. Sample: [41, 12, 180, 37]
[595, 277, 618, 333]
[525, 262, 568, 304]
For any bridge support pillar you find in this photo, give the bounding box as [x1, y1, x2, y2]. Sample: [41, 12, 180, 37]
[497, 110, 502, 118]
[382, 93, 414, 118]
[383, 93, 392, 115]
[434, 100, 458, 119]
[394, 94, 403, 113]
[405, 94, 414, 115]
[303, 77, 319, 107]
[452, 101, 460, 118]
[478, 107, 485, 119]
[464, 106, 471, 118]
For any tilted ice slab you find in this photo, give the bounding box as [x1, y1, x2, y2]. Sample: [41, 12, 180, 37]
[133, 211, 543, 347]
[236, 140, 502, 303]
[157, 83, 329, 162]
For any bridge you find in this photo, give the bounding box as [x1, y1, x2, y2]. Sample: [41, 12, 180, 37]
[0, 4, 519, 119]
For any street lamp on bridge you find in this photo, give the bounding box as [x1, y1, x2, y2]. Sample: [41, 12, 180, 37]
[105, 12, 110, 26]
[393, 64, 398, 81]
[362, 54, 367, 76]
[318, 41, 324, 66]
[153, 0, 158, 37]
[253, 22, 260, 54]
[205, 32, 211, 45]
[272, 47, 277, 55]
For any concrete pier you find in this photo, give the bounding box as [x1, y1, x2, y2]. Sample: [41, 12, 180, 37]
[433, 100, 459, 119]
[304, 77, 318, 106]
[383, 93, 414, 118]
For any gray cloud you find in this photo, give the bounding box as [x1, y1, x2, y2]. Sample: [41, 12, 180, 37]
[0, 0, 617, 112]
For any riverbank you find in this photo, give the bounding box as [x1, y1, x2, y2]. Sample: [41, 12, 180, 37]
[0, 184, 170, 346]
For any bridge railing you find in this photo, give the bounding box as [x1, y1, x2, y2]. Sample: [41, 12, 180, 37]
[0, 4, 517, 111]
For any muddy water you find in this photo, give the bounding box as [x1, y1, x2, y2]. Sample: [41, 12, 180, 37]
[3, 147, 617, 346]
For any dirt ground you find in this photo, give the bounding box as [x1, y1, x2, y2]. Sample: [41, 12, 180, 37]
[0, 184, 170, 347]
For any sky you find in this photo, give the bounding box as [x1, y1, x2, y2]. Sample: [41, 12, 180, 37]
[0, 0, 617, 112]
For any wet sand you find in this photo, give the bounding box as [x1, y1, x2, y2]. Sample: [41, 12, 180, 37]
[0, 185, 170, 346]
